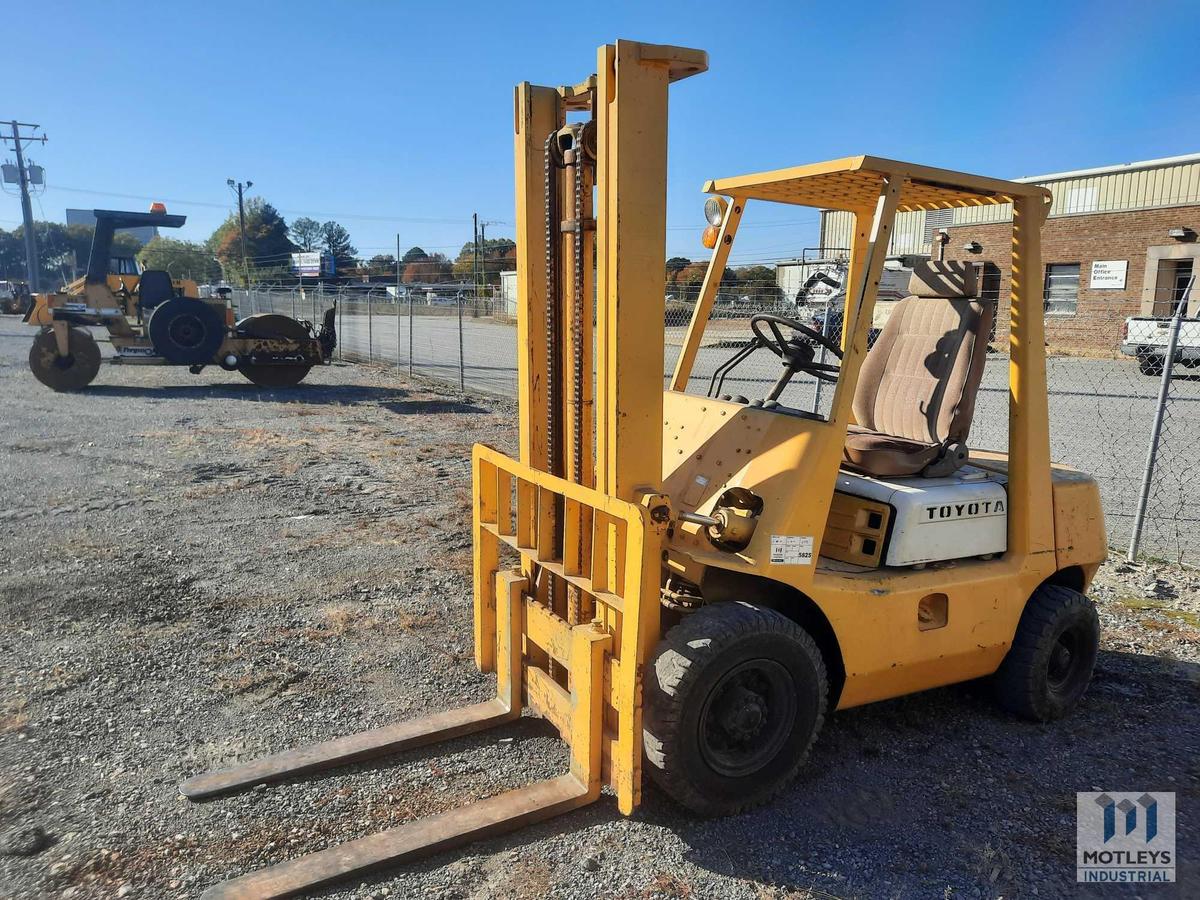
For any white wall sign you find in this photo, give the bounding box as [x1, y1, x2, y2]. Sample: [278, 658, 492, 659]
[1090, 260, 1127, 290]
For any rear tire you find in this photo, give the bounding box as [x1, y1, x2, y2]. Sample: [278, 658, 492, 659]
[148, 298, 225, 365]
[29, 327, 101, 391]
[643, 601, 827, 816]
[993, 583, 1099, 721]
[1138, 353, 1164, 376]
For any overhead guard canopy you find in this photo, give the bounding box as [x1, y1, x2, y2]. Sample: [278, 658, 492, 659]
[703, 155, 1052, 212]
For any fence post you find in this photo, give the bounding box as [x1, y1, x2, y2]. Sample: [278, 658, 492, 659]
[1127, 275, 1193, 562]
[337, 296, 344, 361]
[458, 291, 466, 391]
[408, 290, 414, 378]
[367, 295, 374, 363]
[291, 290, 296, 320]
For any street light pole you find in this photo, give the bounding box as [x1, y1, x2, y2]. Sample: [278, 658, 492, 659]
[227, 178, 253, 287]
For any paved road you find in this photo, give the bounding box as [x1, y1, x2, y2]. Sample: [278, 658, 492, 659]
[329, 308, 1199, 562]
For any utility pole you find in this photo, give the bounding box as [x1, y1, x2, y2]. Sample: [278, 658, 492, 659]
[227, 178, 253, 287]
[472, 213, 479, 303]
[2, 121, 48, 292]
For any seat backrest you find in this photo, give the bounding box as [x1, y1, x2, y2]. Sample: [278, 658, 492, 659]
[852, 260, 992, 446]
[137, 270, 176, 310]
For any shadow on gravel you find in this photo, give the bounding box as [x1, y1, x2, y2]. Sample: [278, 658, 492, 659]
[185, 652, 1198, 897]
[82, 383, 410, 405]
[655, 648, 1199, 896]
[382, 399, 489, 415]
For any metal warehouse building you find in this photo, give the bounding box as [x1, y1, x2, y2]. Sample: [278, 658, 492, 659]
[819, 153, 1200, 353]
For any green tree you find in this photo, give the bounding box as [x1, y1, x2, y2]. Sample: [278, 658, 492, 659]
[733, 265, 782, 302]
[321, 221, 357, 270]
[207, 198, 295, 285]
[368, 253, 398, 272]
[402, 246, 429, 265]
[138, 236, 222, 282]
[0, 229, 22, 280]
[289, 216, 322, 251]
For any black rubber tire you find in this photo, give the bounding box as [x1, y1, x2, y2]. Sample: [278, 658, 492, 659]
[643, 601, 827, 816]
[147, 298, 225, 365]
[29, 327, 101, 391]
[238, 364, 311, 387]
[993, 583, 1099, 721]
[1138, 354, 1164, 376]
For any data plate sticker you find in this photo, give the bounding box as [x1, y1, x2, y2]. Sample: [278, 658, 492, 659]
[770, 535, 813, 565]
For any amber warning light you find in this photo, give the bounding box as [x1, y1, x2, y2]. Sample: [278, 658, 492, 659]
[149, 202, 167, 214]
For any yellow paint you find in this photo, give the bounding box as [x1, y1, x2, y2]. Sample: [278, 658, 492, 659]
[473, 44, 1105, 825]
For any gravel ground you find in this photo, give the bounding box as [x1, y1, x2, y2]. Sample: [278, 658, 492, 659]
[0, 315, 1196, 899]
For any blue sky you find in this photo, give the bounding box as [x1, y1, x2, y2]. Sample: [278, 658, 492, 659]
[8, 0, 1197, 266]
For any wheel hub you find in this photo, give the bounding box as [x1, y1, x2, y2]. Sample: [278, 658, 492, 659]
[699, 659, 796, 778]
[715, 685, 767, 740]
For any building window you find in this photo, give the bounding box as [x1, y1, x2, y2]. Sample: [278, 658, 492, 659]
[1044, 263, 1080, 316]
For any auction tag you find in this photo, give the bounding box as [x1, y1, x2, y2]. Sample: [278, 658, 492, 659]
[770, 535, 814, 565]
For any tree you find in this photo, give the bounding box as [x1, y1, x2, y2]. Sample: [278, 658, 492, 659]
[367, 254, 398, 272]
[402, 253, 452, 284]
[138, 236, 222, 282]
[207, 197, 295, 285]
[401, 246, 429, 265]
[733, 265, 782, 302]
[666, 256, 691, 284]
[0, 222, 141, 288]
[289, 217, 322, 251]
[321, 221, 357, 270]
[452, 237, 516, 284]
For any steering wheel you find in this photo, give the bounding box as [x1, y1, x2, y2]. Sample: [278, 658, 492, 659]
[750, 314, 843, 384]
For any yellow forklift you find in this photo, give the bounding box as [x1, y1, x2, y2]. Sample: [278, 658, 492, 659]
[25, 206, 335, 390]
[182, 41, 1106, 897]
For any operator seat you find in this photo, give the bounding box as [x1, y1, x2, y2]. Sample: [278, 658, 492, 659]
[137, 270, 176, 311]
[842, 260, 991, 478]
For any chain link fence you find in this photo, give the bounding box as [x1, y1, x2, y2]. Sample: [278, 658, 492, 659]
[233, 282, 1198, 566]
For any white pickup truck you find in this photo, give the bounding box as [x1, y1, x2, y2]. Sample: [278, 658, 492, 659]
[1121, 282, 1199, 376]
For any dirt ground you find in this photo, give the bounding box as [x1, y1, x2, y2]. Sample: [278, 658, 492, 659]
[0, 316, 1196, 899]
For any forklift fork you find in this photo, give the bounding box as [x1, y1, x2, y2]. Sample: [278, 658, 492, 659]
[182, 447, 656, 899]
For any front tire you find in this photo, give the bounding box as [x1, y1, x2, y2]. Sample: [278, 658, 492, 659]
[993, 583, 1099, 721]
[29, 327, 101, 391]
[643, 602, 827, 816]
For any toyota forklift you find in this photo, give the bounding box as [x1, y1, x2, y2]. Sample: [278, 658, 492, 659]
[182, 41, 1106, 898]
[25, 206, 335, 390]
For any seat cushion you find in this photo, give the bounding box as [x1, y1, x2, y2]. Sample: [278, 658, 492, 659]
[842, 424, 942, 478]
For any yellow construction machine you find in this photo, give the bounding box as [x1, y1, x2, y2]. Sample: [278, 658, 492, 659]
[182, 41, 1106, 897]
[25, 206, 335, 390]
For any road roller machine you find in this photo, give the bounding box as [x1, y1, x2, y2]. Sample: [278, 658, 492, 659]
[25, 206, 335, 390]
[180, 40, 1106, 898]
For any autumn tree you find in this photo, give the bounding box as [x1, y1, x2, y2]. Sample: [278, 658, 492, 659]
[207, 198, 295, 285]
[451, 237, 516, 285]
[666, 256, 691, 284]
[402, 253, 453, 283]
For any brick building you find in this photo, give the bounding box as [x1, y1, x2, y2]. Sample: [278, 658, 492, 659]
[819, 153, 1200, 353]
